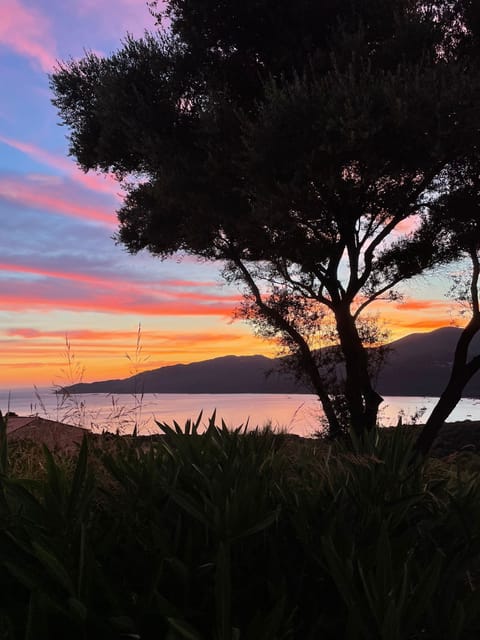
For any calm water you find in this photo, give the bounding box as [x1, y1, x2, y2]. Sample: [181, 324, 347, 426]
[1, 388, 480, 437]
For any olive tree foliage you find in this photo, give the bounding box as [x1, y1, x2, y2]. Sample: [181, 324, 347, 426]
[51, 0, 480, 438]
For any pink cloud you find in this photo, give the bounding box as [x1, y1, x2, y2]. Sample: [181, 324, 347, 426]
[0, 291, 236, 316]
[0, 274, 239, 316]
[5, 327, 243, 343]
[0, 261, 136, 288]
[74, 0, 158, 38]
[0, 0, 57, 71]
[0, 262, 222, 298]
[0, 135, 122, 198]
[5, 328, 42, 338]
[0, 175, 116, 226]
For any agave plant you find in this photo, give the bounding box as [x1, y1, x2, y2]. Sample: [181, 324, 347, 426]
[0, 414, 480, 639]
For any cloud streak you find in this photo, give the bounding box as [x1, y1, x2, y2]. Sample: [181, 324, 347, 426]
[0, 0, 57, 71]
[0, 278, 239, 316]
[393, 299, 453, 312]
[0, 135, 122, 198]
[0, 260, 217, 290]
[0, 260, 239, 321]
[0, 175, 116, 226]
[0, 322, 270, 385]
[4, 327, 244, 344]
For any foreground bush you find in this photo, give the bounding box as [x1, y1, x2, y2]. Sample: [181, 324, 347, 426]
[0, 413, 480, 639]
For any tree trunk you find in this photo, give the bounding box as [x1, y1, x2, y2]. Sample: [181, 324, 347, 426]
[415, 317, 480, 457]
[230, 255, 342, 437]
[299, 347, 343, 437]
[335, 305, 383, 434]
[415, 248, 480, 458]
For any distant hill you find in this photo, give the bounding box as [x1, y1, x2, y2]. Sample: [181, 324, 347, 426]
[66, 327, 480, 397]
[66, 355, 304, 394]
[376, 326, 480, 396]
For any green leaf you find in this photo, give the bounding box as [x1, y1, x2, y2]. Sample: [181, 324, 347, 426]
[31, 541, 75, 594]
[109, 615, 138, 634]
[233, 508, 279, 540]
[168, 489, 210, 528]
[168, 617, 203, 640]
[42, 445, 66, 511]
[215, 542, 231, 640]
[67, 597, 88, 622]
[4, 479, 45, 524]
[24, 591, 46, 640]
[4, 560, 41, 593]
[404, 550, 443, 625]
[67, 435, 90, 519]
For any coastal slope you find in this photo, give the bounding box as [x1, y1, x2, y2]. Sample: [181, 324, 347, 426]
[66, 327, 480, 396]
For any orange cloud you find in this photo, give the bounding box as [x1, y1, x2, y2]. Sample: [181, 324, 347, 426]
[0, 260, 241, 316]
[2, 362, 63, 369]
[0, 325, 275, 386]
[393, 299, 450, 311]
[361, 295, 462, 341]
[0, 0, 57, 71]
[0, 289, 238, 316]
[396, 318, 458, 331]
[4, 328, 245, 344]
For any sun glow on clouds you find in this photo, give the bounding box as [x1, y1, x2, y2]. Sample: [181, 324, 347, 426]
[0, 279, 240, 316]
[0, 325, 275, 386]
[0, 0, 273, 390]
[371, 297, 460, 339]
[0, 0, 461, 390]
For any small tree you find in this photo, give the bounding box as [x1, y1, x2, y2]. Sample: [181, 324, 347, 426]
[51, 0, 480, 436]
[237, 287, 390, 436]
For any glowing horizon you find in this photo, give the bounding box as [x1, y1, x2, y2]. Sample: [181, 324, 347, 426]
[0, 0, 466, 391]
[0, 301, 461, 388]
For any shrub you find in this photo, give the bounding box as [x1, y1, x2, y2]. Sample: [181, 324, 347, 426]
[0, 412, 479, 639]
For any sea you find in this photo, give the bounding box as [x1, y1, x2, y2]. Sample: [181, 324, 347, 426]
[1, 388, 480, 437]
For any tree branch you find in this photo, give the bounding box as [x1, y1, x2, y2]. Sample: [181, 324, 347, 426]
[352, 276, 404, 319]
[228, 249, 342, 435]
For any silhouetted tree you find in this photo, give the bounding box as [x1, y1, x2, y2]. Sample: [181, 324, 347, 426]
[51, 0, 480, 436]
[412, 161, 480, 455]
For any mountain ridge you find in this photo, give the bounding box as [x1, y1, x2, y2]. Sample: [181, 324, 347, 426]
[65, 327, 480, 397]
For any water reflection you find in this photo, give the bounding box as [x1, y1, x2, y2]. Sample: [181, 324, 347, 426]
[2, 390, 480, 437]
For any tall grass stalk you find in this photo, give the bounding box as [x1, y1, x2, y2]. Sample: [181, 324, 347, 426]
[29, 328, 151, 435]
[124, 323, 149, 434]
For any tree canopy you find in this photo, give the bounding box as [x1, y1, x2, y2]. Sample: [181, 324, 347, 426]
[51, 0, 480, 442]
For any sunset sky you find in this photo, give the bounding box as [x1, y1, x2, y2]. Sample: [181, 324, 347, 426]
[0, 0, 463, 388]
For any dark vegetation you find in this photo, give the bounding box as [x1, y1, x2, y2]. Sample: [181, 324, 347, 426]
[2, 410, 480, 639]
[51, 0, 480, 454]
